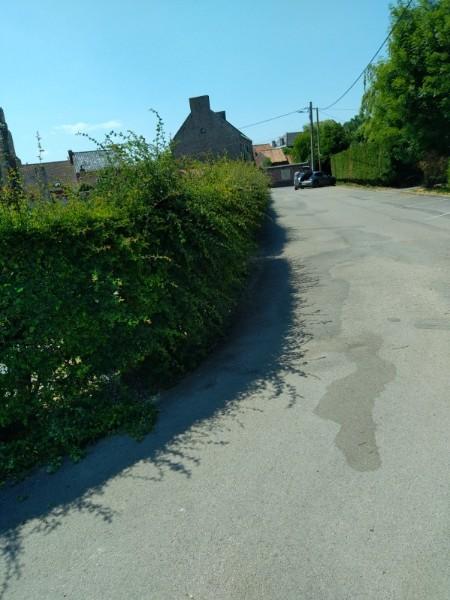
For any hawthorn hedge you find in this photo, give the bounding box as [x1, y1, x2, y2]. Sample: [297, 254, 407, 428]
[0, 145, 269, 480]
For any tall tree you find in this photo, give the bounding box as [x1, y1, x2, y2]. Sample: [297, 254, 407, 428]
[361, 0, 450, 161]
[291, 120, 349, 169]
[342, 114, 365, 145]
[290, 128, 311, 164]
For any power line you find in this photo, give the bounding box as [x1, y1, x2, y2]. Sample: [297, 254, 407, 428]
[239, 108, 308, 129]
[320, 110, 343, 120]
[320, 0, 415, 110]
[239, 1, 414, 131]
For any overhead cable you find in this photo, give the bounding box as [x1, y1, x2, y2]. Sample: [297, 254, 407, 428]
[240, 108, 307, 130]
[238, 0, 415, 130]
[320, 0, 415, 110]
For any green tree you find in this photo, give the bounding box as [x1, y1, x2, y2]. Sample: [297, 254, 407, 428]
[291, 120, 349, 170]
[361, 0, 450, 162]
[342, 114, 365, 145]
[291, 128, 311, 164]
[318, 120, 348, 169]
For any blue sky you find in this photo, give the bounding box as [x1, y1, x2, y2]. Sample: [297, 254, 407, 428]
[2, 0, 393, 164]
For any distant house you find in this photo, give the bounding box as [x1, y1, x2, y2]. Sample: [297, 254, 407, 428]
[253, 143, 290, 167]
[68, 149, 111, 185]
[252, 130, 301, 168]
[253, 133, 308, 187]
[21, 161, 76, 191]
[276, 132, 301, 148]
[20, 149, 111, 193]
[68, 149, 110, 177]
[173, 95, 253, 161]
[1, 106, 114, 193]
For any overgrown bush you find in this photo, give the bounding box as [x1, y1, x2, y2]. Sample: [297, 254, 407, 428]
[0, 130, 269, 481]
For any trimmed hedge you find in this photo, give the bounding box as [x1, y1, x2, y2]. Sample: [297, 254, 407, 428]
[0, 149, 269, 480]
[331, 143, 394, 185]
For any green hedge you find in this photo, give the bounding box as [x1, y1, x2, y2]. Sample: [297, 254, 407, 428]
[418, 153, 449, 188]
[331, 143, 394, 185]
[0, 149, 269, 480]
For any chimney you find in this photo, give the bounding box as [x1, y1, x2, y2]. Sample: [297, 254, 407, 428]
[216, 111, 226, 120]
[68, 150, 74, 164]
[189, 95, 211, 114]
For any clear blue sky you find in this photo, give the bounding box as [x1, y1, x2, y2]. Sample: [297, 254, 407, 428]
[2, 0, 393, 164]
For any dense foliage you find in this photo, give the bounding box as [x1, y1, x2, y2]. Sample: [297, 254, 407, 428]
[0, 134, 269, 481]
[290, 120, 349, 172]
[323, 1, 450, 187]
[361, 0, 450, 161]
[331, 143, 395, 185]
[334, 0, 450, 187]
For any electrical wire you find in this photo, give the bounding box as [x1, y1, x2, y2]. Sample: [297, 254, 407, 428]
[240, 107, 357, 130]
[320, 110, 342, 120]
[238, 0, 414, 131]
[239, 108, 307, 130]
[320, 0, 415, 110]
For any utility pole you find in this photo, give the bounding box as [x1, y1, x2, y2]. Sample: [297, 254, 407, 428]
[315, 107, 322, 171]
[309, 101, 314, 172]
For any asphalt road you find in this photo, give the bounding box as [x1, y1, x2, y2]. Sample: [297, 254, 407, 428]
[1, 185, 449, 600]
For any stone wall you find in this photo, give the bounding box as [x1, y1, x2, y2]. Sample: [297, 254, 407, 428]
[265, 163, 309, 187]
[0, 108, 19, 186]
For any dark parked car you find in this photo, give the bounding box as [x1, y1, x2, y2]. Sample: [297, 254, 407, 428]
[295, 171, 336, 189]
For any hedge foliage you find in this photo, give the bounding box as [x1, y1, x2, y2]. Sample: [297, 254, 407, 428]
[331, 143, 395, 185]
[418, 153, 449, 189]
[0, 135, 269, 481]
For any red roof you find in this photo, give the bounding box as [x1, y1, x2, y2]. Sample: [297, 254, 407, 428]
[253, 145, 289, 166]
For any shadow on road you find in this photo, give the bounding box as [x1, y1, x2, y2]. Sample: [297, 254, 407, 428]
[0, 203, 317, 597]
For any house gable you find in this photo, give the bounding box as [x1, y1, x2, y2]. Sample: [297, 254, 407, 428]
[173, 95, 253, 161]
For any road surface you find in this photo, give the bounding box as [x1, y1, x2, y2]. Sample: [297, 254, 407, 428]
[1, 185, 449, 599]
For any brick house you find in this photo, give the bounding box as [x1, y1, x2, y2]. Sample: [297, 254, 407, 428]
[173, 95, 253, 161]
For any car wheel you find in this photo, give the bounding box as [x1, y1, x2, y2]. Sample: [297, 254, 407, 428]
[294, 185, 299, 190]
